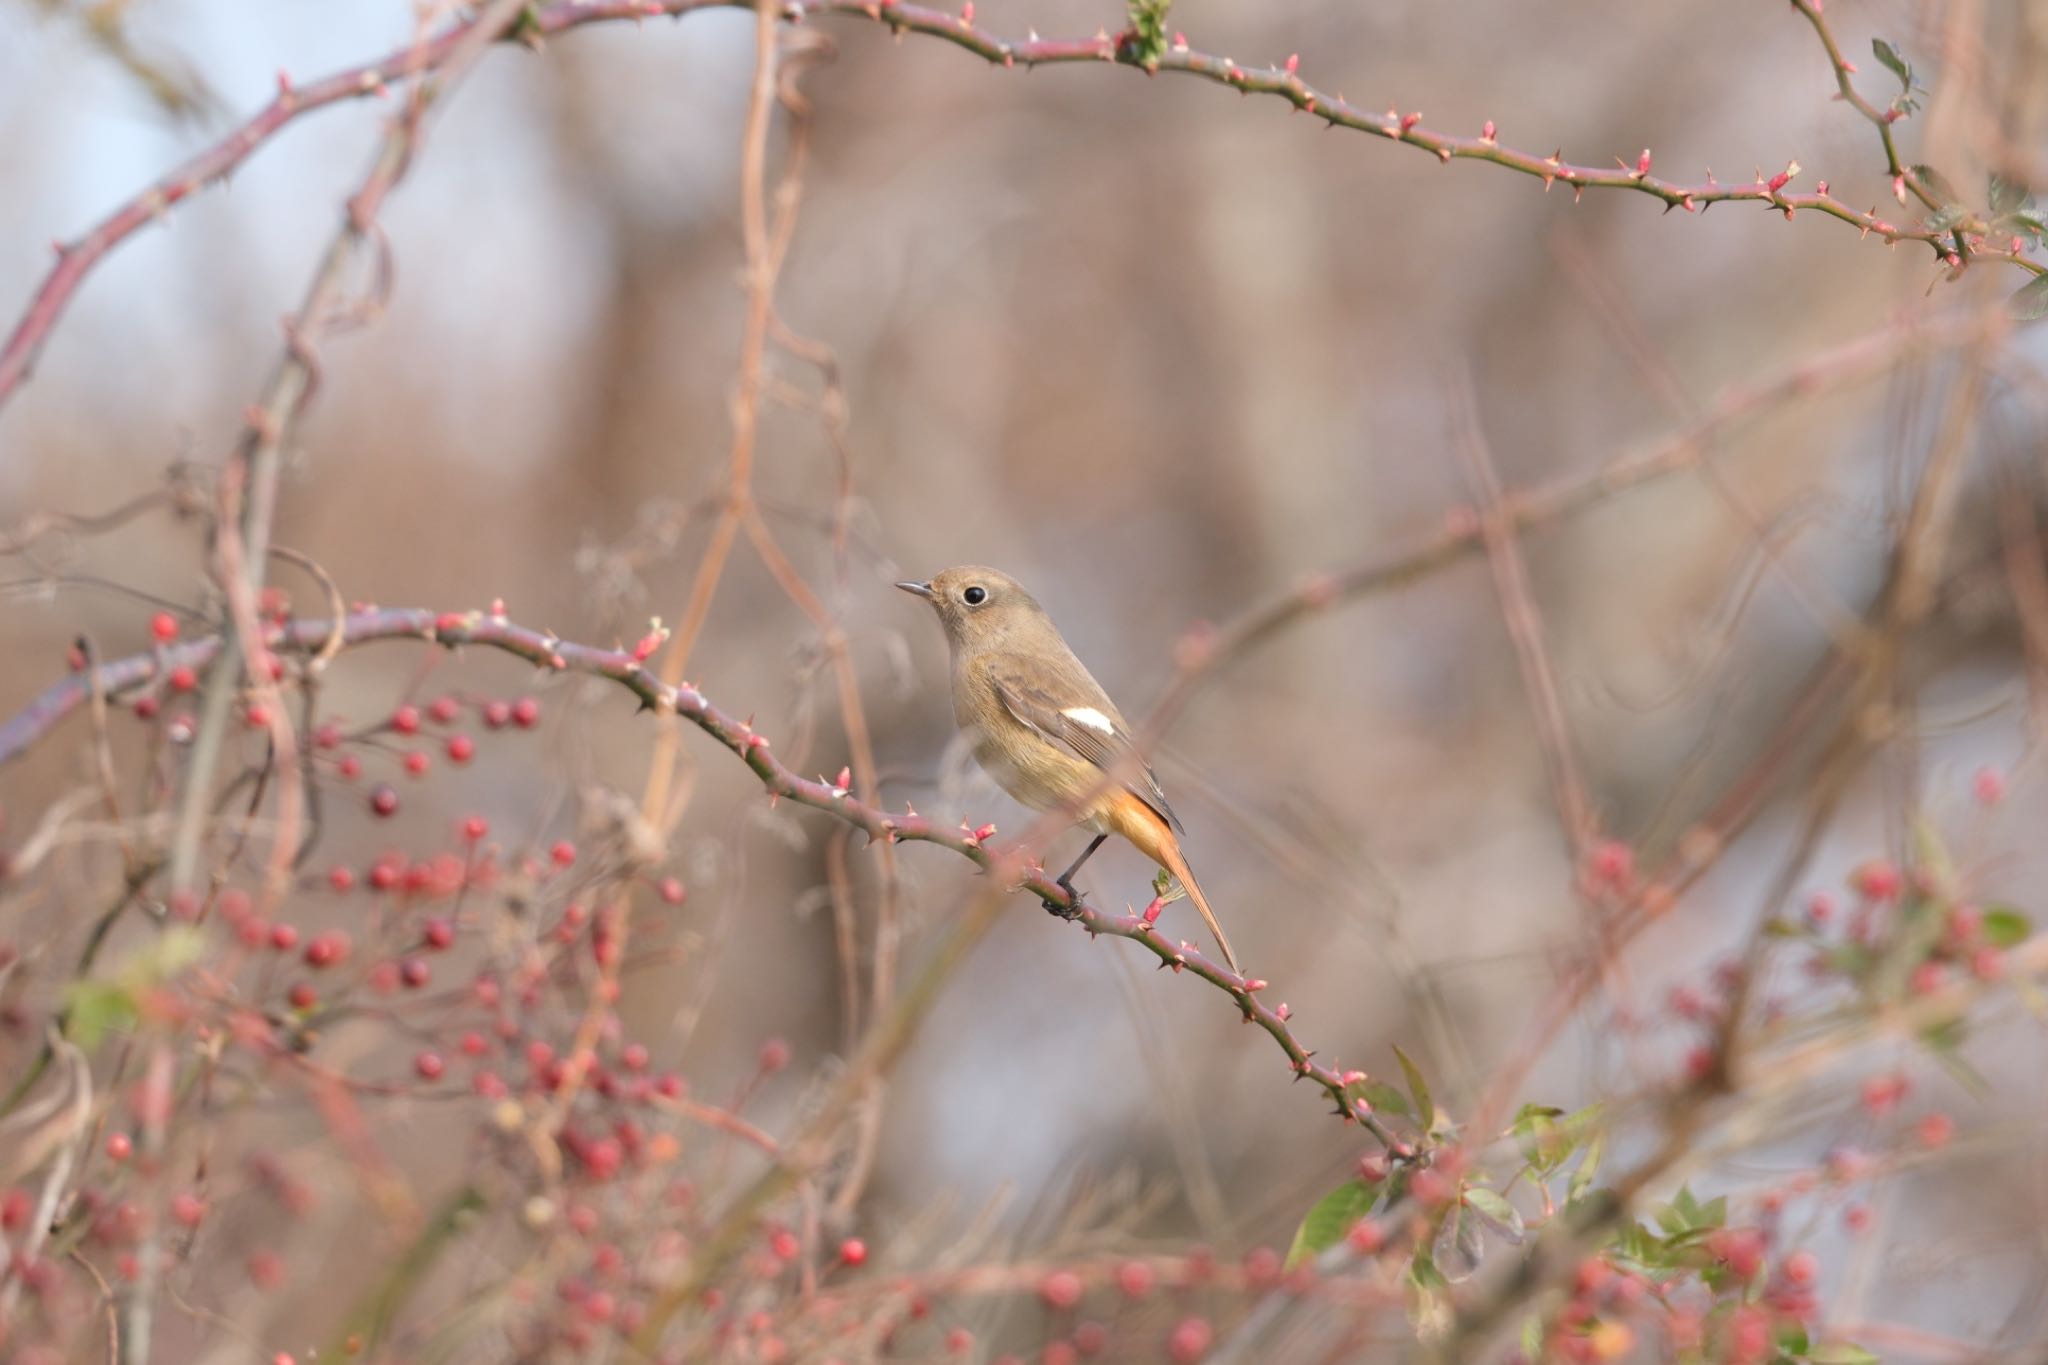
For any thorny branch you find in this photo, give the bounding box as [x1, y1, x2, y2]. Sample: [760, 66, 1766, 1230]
[2, 0, 2039, 412]
[0, 607, 1400, 1147]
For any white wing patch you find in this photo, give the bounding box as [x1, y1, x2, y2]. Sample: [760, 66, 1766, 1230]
[1061, 706, 1117, 735]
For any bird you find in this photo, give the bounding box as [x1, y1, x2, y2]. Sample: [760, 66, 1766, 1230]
[897, 565, 1239, 971]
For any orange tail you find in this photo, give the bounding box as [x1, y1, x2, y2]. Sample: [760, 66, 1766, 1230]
[1159, 839, 1240, 973]
[1106, 794, 1240, 971]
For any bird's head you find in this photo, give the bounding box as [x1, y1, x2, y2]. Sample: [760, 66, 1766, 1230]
[896, 565, 1048, 651]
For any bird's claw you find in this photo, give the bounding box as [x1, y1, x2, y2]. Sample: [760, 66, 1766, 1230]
[1041, 876, 1085, 920]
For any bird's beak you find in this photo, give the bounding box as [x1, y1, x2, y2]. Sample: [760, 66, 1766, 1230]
[895, 580, 934, 600]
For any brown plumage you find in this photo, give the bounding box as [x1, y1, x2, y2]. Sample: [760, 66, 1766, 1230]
[897, 566, 1239, 971]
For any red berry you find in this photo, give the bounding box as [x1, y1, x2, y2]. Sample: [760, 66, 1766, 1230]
[337, 754, 363, 780]
[1971, 946, 2005, 980]
[1843, 1203, 1873, 1234]
[1973, 766, 2006, 805]
[460, 816, 488, 843]
[460, 1031, 488, 1057]
[837, 1238, 867, 1267]
[428, 695, 461, 725]
[269, 924, 299, 951]
[1166, 1316, 1212, 1363]
[445, 733, 474, 764]
[399, 957, 431, 989]
[303, 932, 350, 969]
[1852, 859, 1902, 902]
[403, 751, 430, 777]
[105, 1133, 133, 1162]
[369, 784, 399, 817]
[133, 694, 160, 719]
[1115, 1260, 1154, 1298]
[620, 1042, 650, 1072]
[758, 1038, 791, 1073]
[314, 722, 344, 749]
[415, 1052, 445, 1081]
[150, 612, 179, 642]
[245, 703, 270, 729]
[1859, 1073, 1908, 1115]
[512, 697, 541, 728]
[1346, 1220, 1384, 1253]
[169, 665, 197, 692]
[1, 1188, 30, 1229]
[170, 1192, 206, 1227]
[658, 877, 686, 905]
[327, 865, 355, 893]
[583, 1138, 623, 1181]
[423, 917, 455, 950]
[482, 699, 512, 729]
[391, 704, 421, 735]
[1585, 839, 1633, 887]
[550, 840, 577, 867]
[1038, 1270, 1083, 1310]
[287, 983, 317, 1011]
[1918, 1112, 1955, 1148]
[369, 859, 402, 892]
[1705, 1226, 1765, 1281]
[1781, 1250, 1819, 1286]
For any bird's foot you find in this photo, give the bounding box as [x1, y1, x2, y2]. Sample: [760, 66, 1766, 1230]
[1041, 875, 1086, 920]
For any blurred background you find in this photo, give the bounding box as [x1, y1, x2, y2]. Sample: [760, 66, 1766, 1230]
[4, 0, 2048, 1358]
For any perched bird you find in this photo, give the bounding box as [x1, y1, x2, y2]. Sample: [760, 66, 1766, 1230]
[897, 566, 1239, 971]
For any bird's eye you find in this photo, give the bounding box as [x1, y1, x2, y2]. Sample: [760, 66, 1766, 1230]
[962, 585, 987, 606]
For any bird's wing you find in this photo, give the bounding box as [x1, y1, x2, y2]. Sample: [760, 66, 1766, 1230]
[988, 661, 1182, 834]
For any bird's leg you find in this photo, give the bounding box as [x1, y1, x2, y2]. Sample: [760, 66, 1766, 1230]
[1043, 833, 1108, 919]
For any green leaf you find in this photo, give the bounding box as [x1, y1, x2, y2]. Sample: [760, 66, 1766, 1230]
[65, 927, 206, 1047]
[1284, 1180, 1379, 1270]
[1120, 0, 1172, 69]
[2010, 274, 2048, 321]
[1990, 173, 2031, 215]
[1871, 37, 1912, 87]
[1462, 1188, 1526, 1244]
[1360, 1080, 1413, 1120]
[1914, 164, 1965, 211]
[1408, 1248, 1448, 1291]
[66, 980, 140, 1048]
[1430, 1200, 1485, 1281]
[2009, 207, 2048, 242]
[1567, 1134, 1605, 1207]
[1809, 1344, 1881, 1365]
[1510, 1103, 1564, 1165]
[1925, 204, 1970, 232]
[1392, 1044, 1434, 1128]
[1982, 906, 2032, 948]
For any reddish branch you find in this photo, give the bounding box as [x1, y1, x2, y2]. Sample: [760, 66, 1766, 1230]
[0, 607, 1395, 1146]
[2, 0, 2036, 411]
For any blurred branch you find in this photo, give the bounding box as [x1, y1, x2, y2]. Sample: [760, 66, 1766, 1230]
[27, 0, 217, 120]
[161, 0, 528, 902]
[1144, 306, 2002, 742]
[1450, 377, 1601, 867]
[5, 0, 2040, 413]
